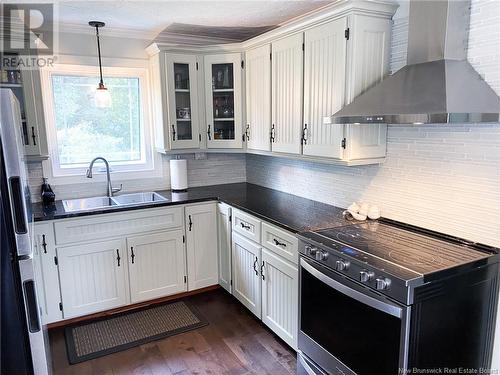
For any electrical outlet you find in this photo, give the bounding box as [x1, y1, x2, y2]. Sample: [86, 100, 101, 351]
[195, 153, 207, 160]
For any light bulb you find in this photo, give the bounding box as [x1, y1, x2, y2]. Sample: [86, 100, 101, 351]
[95, 83, 111, 108]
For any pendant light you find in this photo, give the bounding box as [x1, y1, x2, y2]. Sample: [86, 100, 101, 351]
[89, 21, 111, 108]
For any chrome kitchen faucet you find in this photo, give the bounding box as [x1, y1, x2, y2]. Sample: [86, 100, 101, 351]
[86, 157, 122, 197]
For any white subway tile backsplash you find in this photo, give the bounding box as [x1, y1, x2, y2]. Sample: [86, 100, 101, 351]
[247, 124, 500, 248]
[28, 153, 246, 202]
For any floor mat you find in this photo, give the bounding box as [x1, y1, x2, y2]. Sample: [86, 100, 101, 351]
[65, 300, 208, 364]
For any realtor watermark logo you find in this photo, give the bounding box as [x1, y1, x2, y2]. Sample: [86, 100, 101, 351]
[1, 2, 58, 69]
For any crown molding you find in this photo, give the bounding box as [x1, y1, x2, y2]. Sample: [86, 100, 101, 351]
[147, 0, 398, 55]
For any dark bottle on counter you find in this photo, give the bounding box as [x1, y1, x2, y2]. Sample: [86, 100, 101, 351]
[40, 178, 55, 206]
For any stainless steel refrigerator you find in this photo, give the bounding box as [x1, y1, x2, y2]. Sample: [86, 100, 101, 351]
[0, 88, 51, 374]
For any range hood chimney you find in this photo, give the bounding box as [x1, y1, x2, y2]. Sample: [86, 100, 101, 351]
[331, 0, 500, 125]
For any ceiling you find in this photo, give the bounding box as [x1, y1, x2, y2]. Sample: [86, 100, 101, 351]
[50, 1, 333, 42]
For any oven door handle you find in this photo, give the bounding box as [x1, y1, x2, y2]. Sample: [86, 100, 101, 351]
[298, 352, 327, 375]
[301, 258, 402, 318]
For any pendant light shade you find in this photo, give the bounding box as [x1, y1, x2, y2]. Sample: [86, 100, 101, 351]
[95, 82, 112, 108]
[89, 21, 111, 108]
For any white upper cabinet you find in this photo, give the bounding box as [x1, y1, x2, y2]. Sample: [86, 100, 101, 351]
[343, 14, 392, 161]
[271, 33, 304, 155]
[346, 15, 391, 103]
[147, 0, 395, 162]
[303, 18, 347, 159]
[1, 52, 48, 159]
[165, 54, 201, 149]
[204, 53, 243, 149]
[245, 44, 272, 152]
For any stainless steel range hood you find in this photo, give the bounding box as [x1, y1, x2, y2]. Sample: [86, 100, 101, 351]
[331, 0, 500, 125]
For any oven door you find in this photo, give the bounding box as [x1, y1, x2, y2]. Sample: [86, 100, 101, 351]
[299, 257, 410, 375]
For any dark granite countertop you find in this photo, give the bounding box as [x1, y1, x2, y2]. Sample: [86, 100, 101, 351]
[32, 183, 350, 233]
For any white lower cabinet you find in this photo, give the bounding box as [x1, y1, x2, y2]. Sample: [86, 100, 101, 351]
[57, 239, 129, 318]
[217, 203, 232, 293]
[185, 203, 219, 290]
[261, 248, 298, 349]
[127, 230, 186, 303]
[232, 232, 262, 318]
[230, 210, 299, 350]
[33, 223, 62, 324]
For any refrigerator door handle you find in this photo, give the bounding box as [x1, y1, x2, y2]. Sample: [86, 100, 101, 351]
[18, 257, 51, 374]
[9, 176, 28, 234]
[23, 279, 41, 333]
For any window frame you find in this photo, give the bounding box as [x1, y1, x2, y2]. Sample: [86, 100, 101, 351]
[40, 63, 161, 184]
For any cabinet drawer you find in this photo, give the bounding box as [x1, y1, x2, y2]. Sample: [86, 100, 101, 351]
[261, 222, 298, 264]
[232, 209, 261, 243]
[54, 206, 183, 245]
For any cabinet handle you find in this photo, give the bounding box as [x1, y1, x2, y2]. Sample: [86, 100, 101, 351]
[240, 222, 251, 230]
[116, 249, 121, 267]
[130, 246, 135, 264]
[302, 124, 308, 145]
[31, 127, 37, 146]
[273, 238, 287, 248]
[188, 215, 193, 231]
[172, 124, 176, 141]
[41, 234, 47, 253]
[261, 261, 265, 280]
[245, 124, 250, 141]
[270, 124, 275, 143]
[253, 256, 258, 275]
[207, 125, 212, 140]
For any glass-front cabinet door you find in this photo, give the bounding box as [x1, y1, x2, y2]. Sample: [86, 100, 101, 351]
[166, 54, 200, 149]
[1, 52, 47, 158]
[204, 53, 242, 149]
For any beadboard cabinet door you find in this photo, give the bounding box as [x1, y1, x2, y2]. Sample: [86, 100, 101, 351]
[245, 44, 272, 151]
[344, 14, 391, 161]
[186, 203, 218, 291]
[33, 223, 62, 324]
[127, 230, 186, 303]
[261, 248, 298, 350]
[232, 232, 262, 318]
[303, 18, 347, 159]
[58, 239, 129, 318]
[271, 34, 304, 155]
[217, 203, 232, 293]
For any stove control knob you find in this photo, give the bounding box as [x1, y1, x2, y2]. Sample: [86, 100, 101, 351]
[305, 245, 318, 256]
[375, 277, 391, 290]
[315, 250, 329, 261]
[359, 270, 374, 283]
[335, 260, 350, 271]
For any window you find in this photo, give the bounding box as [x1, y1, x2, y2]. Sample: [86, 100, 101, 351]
[41, 64, 158, 181]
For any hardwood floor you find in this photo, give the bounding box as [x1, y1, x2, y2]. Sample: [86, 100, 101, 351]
[49, 289, 297, 375]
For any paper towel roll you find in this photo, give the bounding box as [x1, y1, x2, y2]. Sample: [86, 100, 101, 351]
[170, 160, 188, 191]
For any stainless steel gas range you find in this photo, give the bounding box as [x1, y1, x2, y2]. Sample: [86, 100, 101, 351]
[297, 220, 500, 375]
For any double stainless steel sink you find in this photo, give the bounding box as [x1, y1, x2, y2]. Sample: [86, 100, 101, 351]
[62, 192, 168, 213]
